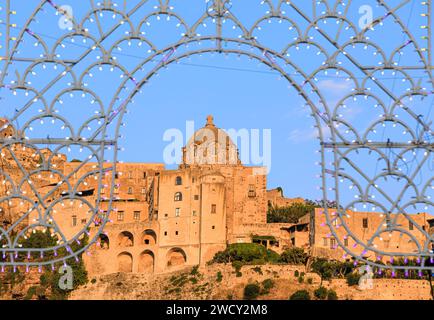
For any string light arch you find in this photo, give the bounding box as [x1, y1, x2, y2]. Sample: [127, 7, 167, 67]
[0, 0, 433, 276]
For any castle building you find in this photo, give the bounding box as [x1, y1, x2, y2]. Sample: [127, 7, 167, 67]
[82, 116, 291, 274]
[1, 116, 433, 275]
[289, 208, 434, 262]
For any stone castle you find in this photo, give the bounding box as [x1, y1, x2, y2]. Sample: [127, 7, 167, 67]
[0, 116, 433, 276]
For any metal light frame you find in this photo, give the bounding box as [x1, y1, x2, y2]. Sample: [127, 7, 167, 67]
[0, 0, 432, 272]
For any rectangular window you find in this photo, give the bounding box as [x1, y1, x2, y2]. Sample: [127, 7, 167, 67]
[72, 215, 77, 227]
[409, 221, 414, 230]
[194, 195, 199, 200]
[323, 238, 328, 246]
[362, 218, 368, 229]
[117, 211, 124, 221]
[114, 186, 119, 194]
[212, 226, 215, 230]
[141, 188, 146, 194]
[134, 211, 141, 221]
[128, 171, 133, 179]
[164, 231, 167, 236]
[192, 210, 197, 216]
[248, 184, 256, 198]
[175, 208, 181, 217]
[175, 231, 179, 235]
[344, 238, 349, 247]
[128, 187, 133, 194]
[211, 204, 217, 214]
[81, 219, 87, 224]
[143, 172, 147, 179]
[330, 238, 336, 249]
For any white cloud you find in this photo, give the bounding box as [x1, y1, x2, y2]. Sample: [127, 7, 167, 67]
[317, 79, 353, 91]
[288, 124, 331, 143]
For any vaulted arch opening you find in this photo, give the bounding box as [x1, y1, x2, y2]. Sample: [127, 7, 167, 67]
[138, 250, 155, 273]
[167, 247, 187, 268]
[117, 252, 133, 273]
[117, 231, 134, 247]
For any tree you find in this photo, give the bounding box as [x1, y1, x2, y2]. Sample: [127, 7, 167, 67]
[211, 243, 278, 265]
[289, 290, 311, 300]
[311, 258, 334, 285]
[267, 202, 315, 223]
[327, 289, 338, 300]
[17, 230, 88, 300]
[279, 247, 309, 265]
[244, 283, 260, 300]
[314, 287, 328, 300]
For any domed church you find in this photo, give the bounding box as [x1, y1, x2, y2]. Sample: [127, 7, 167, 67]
[79, 116, 292, 275]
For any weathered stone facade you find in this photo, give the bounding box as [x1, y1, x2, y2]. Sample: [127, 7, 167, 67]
[77, 116, 292, 275]
[2, 116, 433, 277]
[290, 208, 434, 262]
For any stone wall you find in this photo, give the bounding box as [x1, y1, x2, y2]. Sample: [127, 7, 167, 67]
[70, 263, 433, 300]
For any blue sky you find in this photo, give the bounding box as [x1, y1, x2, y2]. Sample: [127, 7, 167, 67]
[0, 0, 432, 206]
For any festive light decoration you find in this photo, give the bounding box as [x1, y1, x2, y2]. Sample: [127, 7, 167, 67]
[0, 0, 432, 276]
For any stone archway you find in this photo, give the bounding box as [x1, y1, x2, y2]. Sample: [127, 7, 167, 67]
[138, 250, 154, 273]
[117, 231, 134, 247]
[141, 229, 157, 246]
[167, 247, 187, 269]
[117, 252, 133, 273]
[98, 233, 110, 250]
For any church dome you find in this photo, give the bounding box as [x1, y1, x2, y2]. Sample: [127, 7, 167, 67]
[182, 115, 240, 167]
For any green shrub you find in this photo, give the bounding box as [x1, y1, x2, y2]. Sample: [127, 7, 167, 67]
[267, 202, 316, 223]
[307, 278, 313, 285]
[280, 248, 309, 265]
[189, 277, 198, 284]
[294, 270, 299, 277]
[232, 261, 243, 273]
[262, 279, 274, 291]
[298, 276, 304, 283]
[289, 290, 311, 300]
[244, 283, 261, 300]
[18, 231, 89, 300]
[266, 249, 280, 263]
[314, 287, 328, 300]
[91, 278, 97, 284]
[346, 272, 361, 286]
[252, 266, 263, 275]
[216, 271, 223, 283]
[327, 289, 338, 300]
[24, 286, 37, 300]
[190, 265, 200, 276]
[212, 243, 279, 265]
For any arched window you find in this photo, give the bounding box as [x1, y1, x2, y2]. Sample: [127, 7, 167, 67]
[167, 247, 187, 268]
[98, 234, 110, 250]
[174, 192, 183, 201]
[117, 231, 134, 247]
[175, 176, 182, 185]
